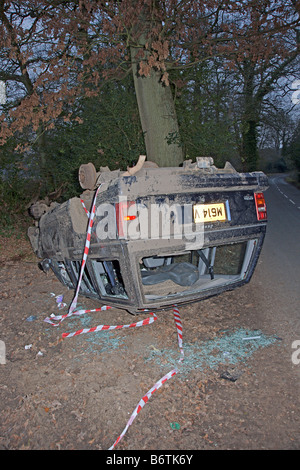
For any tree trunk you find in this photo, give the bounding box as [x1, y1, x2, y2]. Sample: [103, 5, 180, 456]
[240, 60, 260, 172]
[241, 118, 259, 172]
[130, 46, 184, 167]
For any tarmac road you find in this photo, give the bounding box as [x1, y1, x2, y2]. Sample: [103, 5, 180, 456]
[255, 174, 300, 338]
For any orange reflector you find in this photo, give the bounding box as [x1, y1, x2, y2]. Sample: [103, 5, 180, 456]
[115, 201, 137, 237]
[254, 192, 267, 221]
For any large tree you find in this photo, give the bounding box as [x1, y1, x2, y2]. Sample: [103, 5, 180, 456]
[1, 0, 299, 170]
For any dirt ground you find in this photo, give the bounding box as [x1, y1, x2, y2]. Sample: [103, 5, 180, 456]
[0, 228, 299, 453]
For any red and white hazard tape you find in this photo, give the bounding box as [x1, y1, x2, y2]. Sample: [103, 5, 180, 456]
[173, 305, 184, 362]
[44, 304, 112, 326]
[68, 185, 102, 316]
[109, 308, 184, 450]
[61, 310, 157, 339]
[108, 367, 178, 450]
[44, 183, 185, 449]
[80, 198, 90, 218]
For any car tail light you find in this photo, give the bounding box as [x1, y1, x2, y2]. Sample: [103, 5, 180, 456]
[254, 192, 267, 221]
[115, 200, 137, 237]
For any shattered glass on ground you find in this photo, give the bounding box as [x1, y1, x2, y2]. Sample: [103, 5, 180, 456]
[145, 328, 279, 377]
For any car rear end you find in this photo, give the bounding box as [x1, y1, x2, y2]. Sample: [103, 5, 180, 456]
[29, 159, 268, 314]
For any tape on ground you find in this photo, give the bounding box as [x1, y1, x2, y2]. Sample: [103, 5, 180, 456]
[43, 184, 185, 449]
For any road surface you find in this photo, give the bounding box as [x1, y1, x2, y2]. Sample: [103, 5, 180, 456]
[254, 174, 300, 337]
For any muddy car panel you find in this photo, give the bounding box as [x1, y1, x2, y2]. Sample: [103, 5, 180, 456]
[28, 160, 268, 314]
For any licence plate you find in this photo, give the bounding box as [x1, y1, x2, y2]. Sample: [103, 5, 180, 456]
[193, 203, 227, 223]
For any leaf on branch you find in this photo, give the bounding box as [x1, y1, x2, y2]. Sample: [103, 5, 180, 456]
[161, 72, 169, 87]
[148, 54, 159, 68]
[138, 61, 151, 77]
[152, 40, 169, 60]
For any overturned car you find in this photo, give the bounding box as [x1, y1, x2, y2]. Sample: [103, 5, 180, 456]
[28, 156, 268, 314]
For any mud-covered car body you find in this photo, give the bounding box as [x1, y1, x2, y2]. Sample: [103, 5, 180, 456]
[28, 157, 268, 314]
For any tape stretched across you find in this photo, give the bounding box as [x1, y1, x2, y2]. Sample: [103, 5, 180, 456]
[80, 199, 90, 217]
[61, 310, 158, 338]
